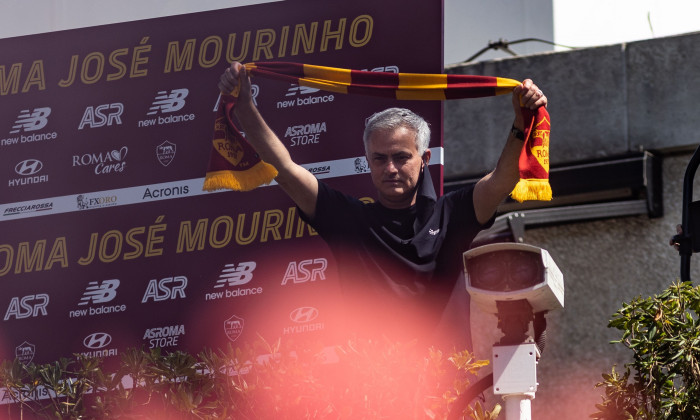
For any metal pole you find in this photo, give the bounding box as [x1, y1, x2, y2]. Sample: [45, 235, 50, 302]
[680, 144, 700, 282]
[504, 394, 534, 420]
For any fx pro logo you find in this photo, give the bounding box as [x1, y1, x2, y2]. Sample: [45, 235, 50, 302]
[147, 89, 188, 115]
[214, 262, 256, 288]
[78, 280, 120, 305]
[10, 107, 51, 133]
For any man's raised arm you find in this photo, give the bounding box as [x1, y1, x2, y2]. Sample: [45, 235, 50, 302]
[472, 79, 548, 224]
[218, 62, 319, 219]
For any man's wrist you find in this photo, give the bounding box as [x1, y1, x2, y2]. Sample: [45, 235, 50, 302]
[510, 124, 525, 141]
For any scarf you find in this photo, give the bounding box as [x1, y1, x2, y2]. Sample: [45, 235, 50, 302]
[204, 94, 278, 192]
[203, 62, 551, 202]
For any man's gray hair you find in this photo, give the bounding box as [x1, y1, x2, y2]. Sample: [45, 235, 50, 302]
[363, 107, 431, 156]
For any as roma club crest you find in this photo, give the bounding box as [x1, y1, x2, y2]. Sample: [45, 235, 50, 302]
[156, 141, 176, 167]
[15, 341, 36, 365]
[224, 314, 244, 342]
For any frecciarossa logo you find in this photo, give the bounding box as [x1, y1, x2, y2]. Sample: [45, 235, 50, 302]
[307, 165, 330, 175]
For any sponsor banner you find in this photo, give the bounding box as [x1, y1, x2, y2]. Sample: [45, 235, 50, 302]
[0, 0, 443, 370]
[0, 148, 444, 222]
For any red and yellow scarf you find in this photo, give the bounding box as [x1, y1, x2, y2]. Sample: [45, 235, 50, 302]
[204, 62, 551, 202]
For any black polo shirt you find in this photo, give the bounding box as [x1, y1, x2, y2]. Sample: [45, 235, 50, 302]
[303, 168, 492, 345]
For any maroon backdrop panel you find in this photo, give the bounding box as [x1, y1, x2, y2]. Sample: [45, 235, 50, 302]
[0, 0, 443, 370]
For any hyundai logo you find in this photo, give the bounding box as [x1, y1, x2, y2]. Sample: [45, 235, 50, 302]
[15, 159, 43, 176]
[83, 332, 112, 349]
[289, 307, 319, 323]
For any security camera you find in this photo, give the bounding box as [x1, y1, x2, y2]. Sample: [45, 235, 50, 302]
[463, 243, 564, 314]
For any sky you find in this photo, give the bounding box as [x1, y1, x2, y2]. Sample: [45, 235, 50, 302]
[552, 0, 700, 49]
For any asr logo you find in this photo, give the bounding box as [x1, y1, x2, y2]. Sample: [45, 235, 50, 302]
[142, 276, 188, 303]
[4, 294, 49, 321]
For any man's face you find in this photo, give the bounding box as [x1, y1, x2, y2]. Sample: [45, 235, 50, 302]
[366, 126, 429, 209]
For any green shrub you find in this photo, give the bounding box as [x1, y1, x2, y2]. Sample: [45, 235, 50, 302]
[592, 281, 700, 419]
[1, 336, 499, 419]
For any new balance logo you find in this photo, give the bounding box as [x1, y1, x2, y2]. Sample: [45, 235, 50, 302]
[147, 89, 188, 115]
[10, 107, 51, 133]
[214, 262, 256, 288]
[363, 65, 399, 73]
[285, 85, 320, 97]
[78, 279, 120, 305]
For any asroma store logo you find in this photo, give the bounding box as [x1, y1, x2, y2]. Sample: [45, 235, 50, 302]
[143, 324, 185, 349]
[285, 122, 327, 147]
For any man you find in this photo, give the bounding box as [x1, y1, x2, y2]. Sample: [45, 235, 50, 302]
[218, 62, 547, 348]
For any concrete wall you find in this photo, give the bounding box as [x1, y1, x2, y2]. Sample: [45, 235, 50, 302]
[445, 31, 700, 175]
[444, 32, 700, 419]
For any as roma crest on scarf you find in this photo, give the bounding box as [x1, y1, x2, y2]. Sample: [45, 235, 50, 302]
[203, 94, 277, 192]
[530, 115, 551, 173]
[511, 106, 552, 202]
[224, 314, 244, 342]
[212, 116, 245, 167]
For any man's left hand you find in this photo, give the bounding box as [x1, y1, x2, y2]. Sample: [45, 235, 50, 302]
[512, 79, 547, 128]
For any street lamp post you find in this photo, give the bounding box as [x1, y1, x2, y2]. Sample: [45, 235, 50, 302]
[462, 243, 564, 420]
